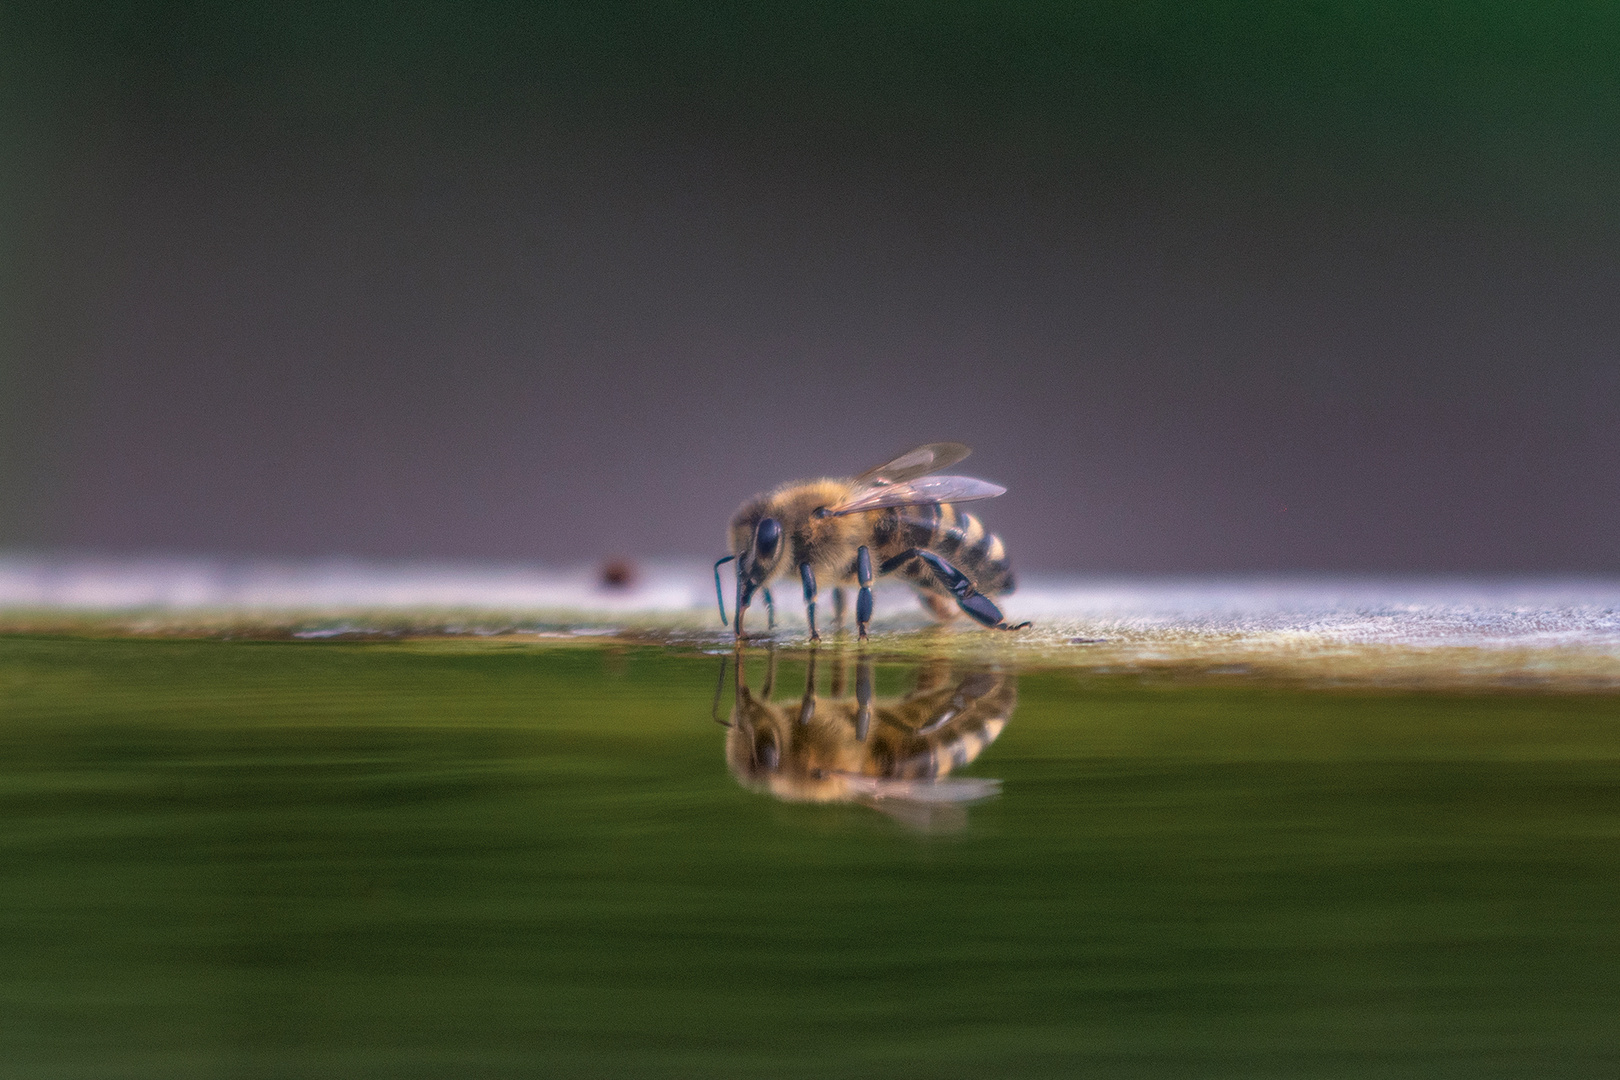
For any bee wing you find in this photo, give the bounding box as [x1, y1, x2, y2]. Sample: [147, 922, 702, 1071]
[842, 774, 1002, 803]
[851, 442, 972, 488]
[825, 475, 1006, 516]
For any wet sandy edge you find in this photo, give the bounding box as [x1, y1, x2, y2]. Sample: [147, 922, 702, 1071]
[3, 607, 1618, 693]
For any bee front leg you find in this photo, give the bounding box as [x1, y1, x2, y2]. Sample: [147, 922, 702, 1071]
[800, 562, 820, 642]
[856, 545, 874, 641]
[733, 566, 752, 641]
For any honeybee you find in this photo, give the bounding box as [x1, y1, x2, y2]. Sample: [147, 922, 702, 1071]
[717, 651, 1015, 830]
[715, 442, 1026, 640]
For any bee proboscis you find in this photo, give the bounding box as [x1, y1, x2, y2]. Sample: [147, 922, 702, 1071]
[715, 442, 1026, 640]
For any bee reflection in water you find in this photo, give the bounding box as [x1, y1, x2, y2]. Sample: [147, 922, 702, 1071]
[715, 651, 1016, 830]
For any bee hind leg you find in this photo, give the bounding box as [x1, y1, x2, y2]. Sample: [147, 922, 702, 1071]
[882, 548, 1023, 630]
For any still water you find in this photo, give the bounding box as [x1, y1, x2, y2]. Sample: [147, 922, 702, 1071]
[1, 637, 1617, 1078]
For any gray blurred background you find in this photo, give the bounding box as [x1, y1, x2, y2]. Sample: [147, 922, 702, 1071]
[3, 2, 1617, 572]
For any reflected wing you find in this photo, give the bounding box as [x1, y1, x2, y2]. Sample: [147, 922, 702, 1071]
[842, 775, 1002, 803]
[826, 475, 1006, 516]
[851, 442, 971, 488]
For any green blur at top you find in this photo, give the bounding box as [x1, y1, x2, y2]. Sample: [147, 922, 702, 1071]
[11, 1, 1620, 151]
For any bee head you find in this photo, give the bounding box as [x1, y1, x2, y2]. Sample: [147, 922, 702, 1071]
[749, 516, 782, 566]
[725, 690, 786, 779]
[736, 515, 782, 604]
[723, 497, 785, 602]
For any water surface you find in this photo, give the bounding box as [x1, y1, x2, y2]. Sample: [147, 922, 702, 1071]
[1, 637, 1617, 1077]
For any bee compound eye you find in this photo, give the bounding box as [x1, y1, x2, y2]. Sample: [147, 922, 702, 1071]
[755, 517, 781, 558]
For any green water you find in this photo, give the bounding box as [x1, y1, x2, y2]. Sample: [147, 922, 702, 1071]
[1, 637, 1617, 1078]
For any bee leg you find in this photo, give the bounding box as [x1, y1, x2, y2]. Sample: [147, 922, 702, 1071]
[882, 548, 1008, 629]
[761, 644, 778, 699]
[710, 655, 732, 727]
[763, 588, 775, 631]
[832, 588, 846, 631]
[800, 562, 820, 642]
[855, 545, 874, 641]
[878, 550, 918, 575]
[799, 650, 817, 724]
[734, 570, 751, 641]
[854, 657, 873, 741]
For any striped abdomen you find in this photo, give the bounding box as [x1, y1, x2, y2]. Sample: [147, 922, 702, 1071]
[870, 502, 1016, 597]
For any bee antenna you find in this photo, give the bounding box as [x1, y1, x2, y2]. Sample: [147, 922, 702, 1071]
[713, 556, 736, 626]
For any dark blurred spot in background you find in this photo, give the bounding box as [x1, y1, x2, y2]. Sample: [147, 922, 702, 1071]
[598, 558, 637, 591]
[2, 2, 1617, 571]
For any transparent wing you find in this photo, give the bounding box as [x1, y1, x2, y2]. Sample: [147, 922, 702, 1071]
[842, 774, 1002, 804]
[826, 475, 1006, 516]
[851, 442, 972, 488]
